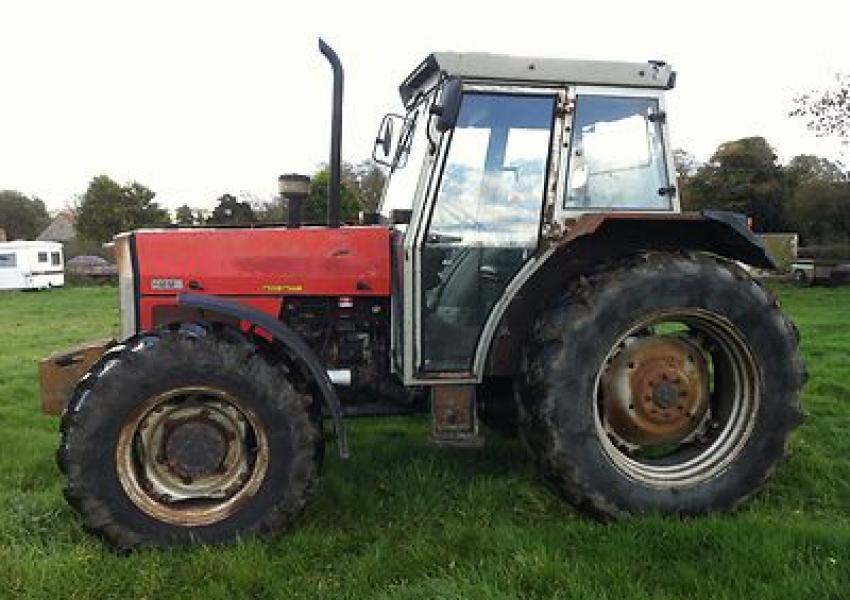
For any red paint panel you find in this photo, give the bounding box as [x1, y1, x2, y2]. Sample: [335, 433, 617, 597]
[134, 226, 391, 297]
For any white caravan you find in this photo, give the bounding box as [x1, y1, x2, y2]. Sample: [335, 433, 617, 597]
[0, 241, 65, 290]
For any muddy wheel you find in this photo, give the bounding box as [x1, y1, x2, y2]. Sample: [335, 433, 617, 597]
[517, 253, 806, 519]
[58, 328, 322, 550]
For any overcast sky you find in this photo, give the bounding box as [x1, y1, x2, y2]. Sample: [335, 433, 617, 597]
[1, 0, 848, 213]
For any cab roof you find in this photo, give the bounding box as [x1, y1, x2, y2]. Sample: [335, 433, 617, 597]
[399, 52, 675, 107]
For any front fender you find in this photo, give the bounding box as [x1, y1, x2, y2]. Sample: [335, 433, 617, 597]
[177, 293, 349, 458]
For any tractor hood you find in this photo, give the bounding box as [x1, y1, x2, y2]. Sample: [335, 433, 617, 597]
[124, 226, 391, 298]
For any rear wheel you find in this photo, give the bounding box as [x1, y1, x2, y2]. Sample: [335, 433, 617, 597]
[58, 328, 322, 550]
[517, 253, 805, 518]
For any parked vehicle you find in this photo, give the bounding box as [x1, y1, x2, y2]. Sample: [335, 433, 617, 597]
[791, 257, 850, 285]
[0, 241, 64, 290]
[66, 255, 118, 282]
[40, 40, 805, 550]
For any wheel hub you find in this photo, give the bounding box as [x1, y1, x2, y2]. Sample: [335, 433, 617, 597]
[164, 419, 228, 481]
[601, 335, 709, 447]
[116, 386, 271, 527]
[132, 395, 253, 504]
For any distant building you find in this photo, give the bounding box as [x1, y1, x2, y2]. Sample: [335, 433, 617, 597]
[38, 211, 77, 242]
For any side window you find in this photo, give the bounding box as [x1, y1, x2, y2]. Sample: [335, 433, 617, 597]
[51, 252, 61, 266]
[0, 253, 16, 268]
[38, 252, 48, 263]
[565, 95, 670, 210]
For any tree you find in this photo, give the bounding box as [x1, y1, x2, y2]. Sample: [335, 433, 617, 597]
[175, 204, 195, 225]
[351, 160, 386, 212]
[684, 137, 786, 231]
[672, 149, 700, 211]
[672, 149, 699, 179]
[208, 194, 255, 225]
[785, 180, 850, 244]
[791, 74, 850, 143]
[785, 154, 847, 185]
[304, 167, 361, 224]
[252, 197, 284, 223]
[76, 176, 170, 243]
[0, 191, 49, 240]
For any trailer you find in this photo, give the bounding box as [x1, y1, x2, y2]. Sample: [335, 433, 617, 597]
[0, 241, 64, 290]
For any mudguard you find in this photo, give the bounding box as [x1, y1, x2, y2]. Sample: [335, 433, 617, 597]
[177, 293, 349, 458]
[484, 211, 776, 376]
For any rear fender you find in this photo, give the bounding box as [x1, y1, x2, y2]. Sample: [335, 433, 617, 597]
[484, 211, 775, 376]
[177, 293, 349, 458]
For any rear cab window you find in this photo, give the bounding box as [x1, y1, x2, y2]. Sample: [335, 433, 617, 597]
[565, 93, 671, 211]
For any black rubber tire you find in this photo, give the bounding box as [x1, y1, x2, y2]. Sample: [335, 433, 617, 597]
[517, 252, 806, 519]
[478, 378, 519, 436]
[58, 327, 322, 551]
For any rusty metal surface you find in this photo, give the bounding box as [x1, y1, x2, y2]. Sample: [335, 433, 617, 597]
[39, 338, 114, 415]
[431, 385, 484, 448]
[558, 212, 706, 245]
[601, 335, 709, 447]
[115, 385, 269, 527]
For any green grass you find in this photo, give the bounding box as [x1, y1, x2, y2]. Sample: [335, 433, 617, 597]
[1, 285, 849, 599]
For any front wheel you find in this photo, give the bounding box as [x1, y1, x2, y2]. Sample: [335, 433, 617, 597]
[517, 253, 806, 519]
[58, 328, 322, 550]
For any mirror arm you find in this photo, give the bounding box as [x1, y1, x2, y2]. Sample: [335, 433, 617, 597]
[426, 119, 437, 155]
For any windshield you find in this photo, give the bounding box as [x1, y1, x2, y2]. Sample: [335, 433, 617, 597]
[379, 104, 430, 217]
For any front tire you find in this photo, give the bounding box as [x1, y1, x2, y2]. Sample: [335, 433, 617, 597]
[58, 328, 322, 550]
[517, 253, 805, 519]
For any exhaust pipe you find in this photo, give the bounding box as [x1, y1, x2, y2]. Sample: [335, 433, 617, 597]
[319, 38, 343, 228]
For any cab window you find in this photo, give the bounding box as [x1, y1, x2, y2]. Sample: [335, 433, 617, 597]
[565, 95, 670, 210]
[419, 92, 555, 372]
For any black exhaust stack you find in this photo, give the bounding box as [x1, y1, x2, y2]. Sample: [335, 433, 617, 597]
[319, 38, 343, 228]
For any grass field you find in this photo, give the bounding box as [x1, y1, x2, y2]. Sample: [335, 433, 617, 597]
[1, 285, 848, 599]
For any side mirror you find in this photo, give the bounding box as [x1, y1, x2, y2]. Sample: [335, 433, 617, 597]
[372, 114, 404, 167]
[430, 77, 462, 133]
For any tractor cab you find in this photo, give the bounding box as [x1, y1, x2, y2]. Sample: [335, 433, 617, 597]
[375, 53, 678, 386]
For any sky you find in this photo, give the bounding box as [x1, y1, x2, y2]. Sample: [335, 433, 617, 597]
[1, 0, 848, 213]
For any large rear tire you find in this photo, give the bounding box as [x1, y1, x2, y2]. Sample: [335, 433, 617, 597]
[517, 253, 805, 519]
[58, 327, 322, 550]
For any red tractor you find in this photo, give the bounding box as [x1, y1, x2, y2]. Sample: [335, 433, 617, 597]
[42, 40, 805, 550]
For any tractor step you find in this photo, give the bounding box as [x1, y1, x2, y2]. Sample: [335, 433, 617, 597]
[430, 385, 484, 448]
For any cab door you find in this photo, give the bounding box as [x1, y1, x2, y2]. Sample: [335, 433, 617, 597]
[405, 89, 559, 381]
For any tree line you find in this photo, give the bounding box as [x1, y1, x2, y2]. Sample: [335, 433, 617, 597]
[0, 161, 386, 244]
[3, 145, 847, 247]
[676, 138, 849, 244]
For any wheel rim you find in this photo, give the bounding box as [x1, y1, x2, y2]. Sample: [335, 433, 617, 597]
[116, 386, 269, 526]
[593, 309, 760, 487]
